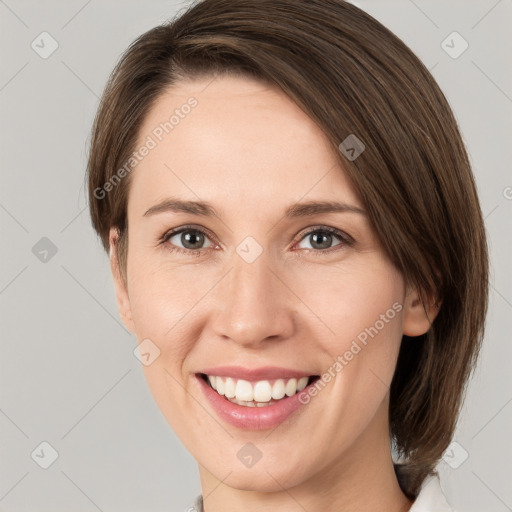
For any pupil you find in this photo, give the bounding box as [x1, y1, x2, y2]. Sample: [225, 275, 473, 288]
[311, 231, 331, 249]
[182, 231, 203, 249]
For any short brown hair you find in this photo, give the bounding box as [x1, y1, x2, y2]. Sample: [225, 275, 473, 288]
[86, 0, 489, 498]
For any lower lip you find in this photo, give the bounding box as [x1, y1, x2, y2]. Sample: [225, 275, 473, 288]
[196, 375, 312, 430]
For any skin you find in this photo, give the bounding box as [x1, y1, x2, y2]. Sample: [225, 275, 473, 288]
[109, 74, 439, 512]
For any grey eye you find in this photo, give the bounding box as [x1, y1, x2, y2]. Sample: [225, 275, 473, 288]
[297, 230, 343, 250]
[167, 229, 213, 250]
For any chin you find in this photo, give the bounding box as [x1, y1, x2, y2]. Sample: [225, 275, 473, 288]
[223, 470, 299, 493]
[202, 454, 312, 493]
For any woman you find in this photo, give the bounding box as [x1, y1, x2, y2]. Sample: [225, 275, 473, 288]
[86, 1, 489, 510]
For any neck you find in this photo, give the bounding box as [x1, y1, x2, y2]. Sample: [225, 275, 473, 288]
[198, 401, 413, 512]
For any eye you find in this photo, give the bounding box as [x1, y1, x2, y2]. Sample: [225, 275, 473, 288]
[161, 226, 215, 255]
[294, 226, 353, 253]
[160, 225, 353, 256]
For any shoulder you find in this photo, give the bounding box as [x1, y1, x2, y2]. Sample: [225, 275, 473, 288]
[410, 474, 456, 512]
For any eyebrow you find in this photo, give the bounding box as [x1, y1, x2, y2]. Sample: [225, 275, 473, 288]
[143, 198, 366, 218]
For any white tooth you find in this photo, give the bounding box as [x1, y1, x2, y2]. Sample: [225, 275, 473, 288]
[213, 376, 306, 402]
[229, 397, 256, 407]
[285, 378, 298, 397]
[216, 377, 225, 395]
[235, 379, 253, 401]
[228, 398, 272, 407]
[226, 394, 277, 407]
[297, 377, 308, 391]
[253, 381, 272, 402]
[224, 377, 236, 398]
[272, 379, 286, 400]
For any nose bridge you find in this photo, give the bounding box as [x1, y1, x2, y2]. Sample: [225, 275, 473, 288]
[210, 246, 294, 346]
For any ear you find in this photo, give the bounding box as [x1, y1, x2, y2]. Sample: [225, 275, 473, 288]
[402, 284, 442, 337]
[109, 227, 136, 333]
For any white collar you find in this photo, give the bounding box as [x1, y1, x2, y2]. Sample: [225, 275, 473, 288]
[409, 474, 455, 512]
[187, 474, 455, 512]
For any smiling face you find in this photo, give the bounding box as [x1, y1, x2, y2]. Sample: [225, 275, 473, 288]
[109, 74, 433, 495]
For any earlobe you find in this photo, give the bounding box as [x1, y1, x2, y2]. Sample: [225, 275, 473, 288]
[402, 286, 441, 337]
[109, 227, 135, 333]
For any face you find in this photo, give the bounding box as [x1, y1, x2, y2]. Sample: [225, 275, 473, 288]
[110, 74, 433, 493]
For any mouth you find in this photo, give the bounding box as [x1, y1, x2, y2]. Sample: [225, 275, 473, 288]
[197, 372, 321, 407]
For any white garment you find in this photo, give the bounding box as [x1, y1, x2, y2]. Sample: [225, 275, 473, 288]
[409, 474, 455, 512]
[185, 474, 454, 512]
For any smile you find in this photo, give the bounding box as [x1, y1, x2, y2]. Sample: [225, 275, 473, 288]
[196, 369, 321, 430]
[201, 374, 314, 406]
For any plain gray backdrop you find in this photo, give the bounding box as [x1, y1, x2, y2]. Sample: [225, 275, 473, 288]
[1, 0, 511, 511]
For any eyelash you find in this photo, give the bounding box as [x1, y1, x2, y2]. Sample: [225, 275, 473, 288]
[159, 224, 354, 257]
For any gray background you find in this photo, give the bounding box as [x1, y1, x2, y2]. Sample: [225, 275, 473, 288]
[1, 0, 511, 511]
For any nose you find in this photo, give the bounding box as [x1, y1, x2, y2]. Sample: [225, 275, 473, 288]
[210, 250, 295, 349]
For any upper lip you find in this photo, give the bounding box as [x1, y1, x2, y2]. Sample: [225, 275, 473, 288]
[198, 366, 316, 381]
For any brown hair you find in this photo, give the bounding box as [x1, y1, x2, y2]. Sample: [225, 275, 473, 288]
[86, 0, 488, 498]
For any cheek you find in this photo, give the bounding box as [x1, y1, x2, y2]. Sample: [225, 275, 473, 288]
[125, 253, 209, 413]
[289, 258, 404, 346]
[126, 254, 202, 433]
[126, 250, 206, 339]
[295, 261, 404, 412]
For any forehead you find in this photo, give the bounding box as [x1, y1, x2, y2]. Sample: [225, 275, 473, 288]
[128, 74, 361, 212]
